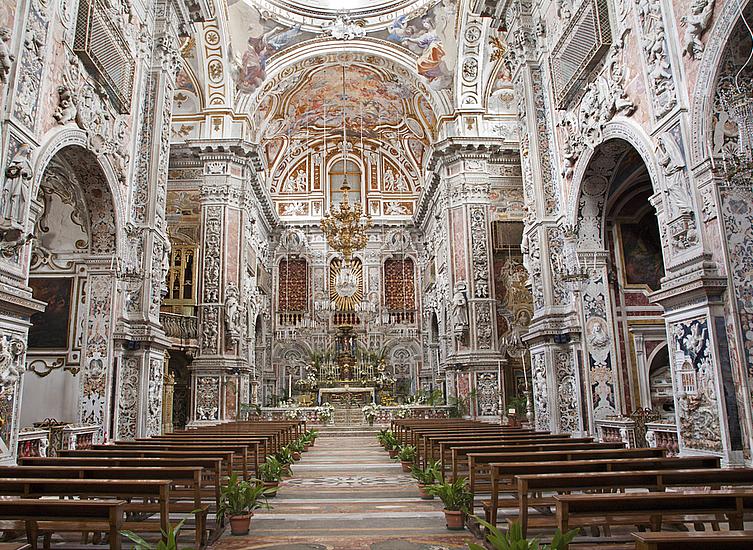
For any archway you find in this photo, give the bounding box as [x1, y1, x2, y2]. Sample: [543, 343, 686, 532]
[21, 144, 118, 439]
[168, 351, 192, 430]
[572, 138, 667, 427]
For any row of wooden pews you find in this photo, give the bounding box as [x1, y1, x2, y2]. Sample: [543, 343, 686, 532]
[394, 418, 753, 549]
[0, 420, 304, 550]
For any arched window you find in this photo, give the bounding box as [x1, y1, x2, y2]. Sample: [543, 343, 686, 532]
[384, 257, 415, 324]
[329, 158, 362, 208]
[278, 258, 308, 325]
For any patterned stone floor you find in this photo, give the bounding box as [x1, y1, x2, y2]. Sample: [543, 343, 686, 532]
[211, 431, 474, 550]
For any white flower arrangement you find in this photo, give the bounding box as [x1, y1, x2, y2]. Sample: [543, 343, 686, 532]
[317, 402, 334, 423]
[393, 403, 411, 419]
[362, 402, 380, 422]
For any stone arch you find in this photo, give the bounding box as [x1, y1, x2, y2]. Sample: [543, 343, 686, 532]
[567, 119, 661, 228]
[22, 132, 124, 438]
[688, 0, 753, 165]
[30, 128, 125, 258]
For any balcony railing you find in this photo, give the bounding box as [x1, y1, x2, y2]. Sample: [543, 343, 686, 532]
[160, 312, 198, 340]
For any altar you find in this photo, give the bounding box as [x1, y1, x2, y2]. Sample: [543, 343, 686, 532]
[319, 386, 375, 407]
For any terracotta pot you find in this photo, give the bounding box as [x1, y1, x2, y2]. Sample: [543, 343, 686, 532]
[303, 445, 310, 452]
[292, 451, 301, 461]
[444, 509, 465, 531]
[388, 449, 398, 459]
[400, 461, 412, 472]
[229, 512, 252, 536]
[417, 484, 434, 500]
[283, 465, 293, 477]
[262, 481, 279, 497]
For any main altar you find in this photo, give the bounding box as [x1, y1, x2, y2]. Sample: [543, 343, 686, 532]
[296, 326, 396, 407]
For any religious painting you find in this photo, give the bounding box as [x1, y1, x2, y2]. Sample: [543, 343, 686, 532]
[227, 1, 316, 94]
[28, 277, 73, 349]
[619, 217, 664, 291]
[381, 0, 458, 91]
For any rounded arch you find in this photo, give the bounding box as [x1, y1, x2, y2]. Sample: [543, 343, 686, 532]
[31, 128, 126, 258]
[688, 0, 753, 165]
[240, 39, 451, 127]
[567, 120, 661, 228]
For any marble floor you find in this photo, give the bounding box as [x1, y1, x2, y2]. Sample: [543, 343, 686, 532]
[211, 429, 474, 550]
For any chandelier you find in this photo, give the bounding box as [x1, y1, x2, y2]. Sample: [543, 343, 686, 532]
[320, 64, 373, 295]
[716, 4, 753, 189]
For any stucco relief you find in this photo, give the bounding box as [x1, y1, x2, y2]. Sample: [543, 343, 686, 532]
[532, 352, 550, 430]
[555, 348, 579, 433]
[671, 318, 722, 453]
[116, 356, 140, 440]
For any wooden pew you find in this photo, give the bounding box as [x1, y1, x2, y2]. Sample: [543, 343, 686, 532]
[433, 435, 585, 473]
[18, 456, 224, 511]
[97, 442, 253, 480]
[60, 449, 235, 479]
[514, 468, 753, 536]
[555, 491, 753, 549]
[632, 531, 753, 549]
[0, 466, 208, 546]
[484, 455, 721, 525]
[453, 441, 627, 481]
[0, 499, 125, 550]
[0, 479, 171, 539]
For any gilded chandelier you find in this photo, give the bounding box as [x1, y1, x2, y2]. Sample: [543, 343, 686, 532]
[320, 177, 372, 262]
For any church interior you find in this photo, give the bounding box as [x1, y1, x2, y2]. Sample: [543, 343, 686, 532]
[1, 0, 753, 547]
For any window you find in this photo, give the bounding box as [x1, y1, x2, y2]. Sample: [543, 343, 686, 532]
[329, 158, 362, 208]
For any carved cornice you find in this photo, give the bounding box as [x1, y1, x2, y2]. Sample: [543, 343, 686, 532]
[416, 138, 508, 225]
[649, 266, 728, 312]
[182, 139, 278, 229]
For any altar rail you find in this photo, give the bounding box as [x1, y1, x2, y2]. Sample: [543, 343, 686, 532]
[596, 418, 637, 448]
[257, 405, 453, 423]
[17, 424, 98, 458]
[645, 421, 680, 456]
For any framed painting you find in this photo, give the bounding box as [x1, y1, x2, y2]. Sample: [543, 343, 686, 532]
[29, 277, 73, 349]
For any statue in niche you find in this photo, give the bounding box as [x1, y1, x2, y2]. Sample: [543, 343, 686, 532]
[224, 285, 242, 345]
[0, 27, 15, 84]
[452, 282, 469, 339]
[656, 135, 693, 219]
[1, 144, 33, 233]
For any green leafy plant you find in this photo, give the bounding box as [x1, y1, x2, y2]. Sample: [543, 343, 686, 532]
[378, 430, 399, 450]
[274, 446, 294, 465]
[397, 444, 416, 462]
[411, 460, 441, 485]
[302, 429, 318, 445]
[289, 438, 305, 453]
[449, 389, 479, 418]
[258, 456, 284, 483]
[427, 477, 473, 512]
[218, 474, 272, 518]
[467, 519, 578, 550]
[122, 517, 193, 550]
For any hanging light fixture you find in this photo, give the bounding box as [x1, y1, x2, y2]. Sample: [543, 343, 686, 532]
[718, 0, 753, 189]
[320, 63, 373, 299]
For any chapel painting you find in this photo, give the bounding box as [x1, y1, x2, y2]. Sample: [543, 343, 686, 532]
[619, 216, 665, 291]
[28, 277, 73, 349]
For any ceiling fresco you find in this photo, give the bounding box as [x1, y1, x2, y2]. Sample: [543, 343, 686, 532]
[226, 0, 458, 96]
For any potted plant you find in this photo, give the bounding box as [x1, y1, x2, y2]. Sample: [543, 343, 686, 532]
[218, 474, 273, 536]
[411, 460, 440, 499]
[362, 402, 379, 426]
[427, 477, 473, 530]
[468, 519, 578, 550]
[257, 456, 284, 495]
[122, 517, 193, 549]
[274, 447, 294, 477]
[380, 431, 399, 457]
[289, 439, 305, 461]
[396, 444, 416, 472]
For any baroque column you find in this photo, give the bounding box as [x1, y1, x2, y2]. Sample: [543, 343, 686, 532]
[189, 140, 261, 424]
[113, 0, 211, 440]
[431, 140, 505, 417]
